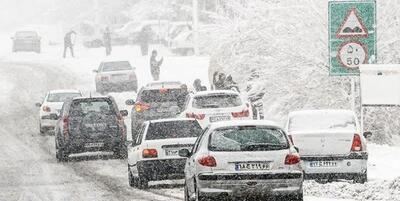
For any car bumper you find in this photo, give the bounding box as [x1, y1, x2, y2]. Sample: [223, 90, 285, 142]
[40, 117, 57, 128]
[137, 159, 186, 180]
[197, 172, 303, 198]
[64, 138, 123, 154]
[301, 153, 368, 178]
[98, 81, 137, 89]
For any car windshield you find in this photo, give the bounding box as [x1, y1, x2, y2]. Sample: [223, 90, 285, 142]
[288, 112, 357, 132]
[101, 61, 132, 72]
[146, 120, 203, 140]
[209, 126, 289, 152]
[70, 99, 115, 116]
[47, 93, 81, 102]
[193, 94, 242, 109]
[139, 89, 186, 103]
[15, 31, 37, 38]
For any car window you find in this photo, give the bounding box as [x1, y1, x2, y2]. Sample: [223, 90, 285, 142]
[16, 31, 37, 38]
[46, 93, 81, 102]
[192, 127, 209, 154]
[101, 61, 132, 72]
[209, 126, 289, 152]
[70, 99, 116, 116]
[288, 112, 356, 132]
[139, 89, 185, 103]
[193, 94, 242, 109]
[145, 121, 202, 140]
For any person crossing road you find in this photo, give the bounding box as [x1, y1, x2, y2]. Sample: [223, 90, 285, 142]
[150, 50, 163, 81]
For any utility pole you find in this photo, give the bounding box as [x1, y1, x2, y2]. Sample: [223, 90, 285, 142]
[193, 0, 200, 55]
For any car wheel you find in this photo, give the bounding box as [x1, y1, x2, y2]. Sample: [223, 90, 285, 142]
[137, 175, 148, 189]
[354, 172, 368, 184]
[55, 138, 68, 162]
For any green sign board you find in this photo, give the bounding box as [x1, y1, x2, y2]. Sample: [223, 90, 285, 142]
[329, 1, 376, 76]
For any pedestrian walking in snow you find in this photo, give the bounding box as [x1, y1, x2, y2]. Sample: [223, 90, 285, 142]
[103, 27, 112, 56]
[63, 30, 76, 58]
[150, 50, 163, 81]
[139, 27, 151, 56]
[193, 79, 207, 92]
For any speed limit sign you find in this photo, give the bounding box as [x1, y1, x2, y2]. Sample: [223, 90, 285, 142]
[337, 41, 368, 69]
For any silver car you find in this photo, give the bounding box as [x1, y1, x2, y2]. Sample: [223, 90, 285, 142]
[179, 120, 304, 201]
[94, 60, 138, 94]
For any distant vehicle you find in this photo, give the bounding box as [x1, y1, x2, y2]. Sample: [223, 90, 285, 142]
[114, 20, 169, 45]
[35, 90, 82, 134]
[169, 29, 194, 56]
[127, 118, 203, 189]
[180, 120, 304, 201]
[54, 96, 128, 162]
[93, 60, 138, 94]
[12, 31, 41, 53]
[180, 90, 252, 128]
[286, 109, 371, 183]
[125, 81, 188, 140]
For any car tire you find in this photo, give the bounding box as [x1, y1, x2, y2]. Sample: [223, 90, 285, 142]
[354, 172, 368, 184]
[137, 175, 148, 189]
[55, 138, 68, 162]
[39, 124, 45, 134]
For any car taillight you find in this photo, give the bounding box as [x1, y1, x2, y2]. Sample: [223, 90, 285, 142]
[129, 74, 136, 80]
[42, 106, 51, 112]
[232, 109, 250, 118]
[285, 153, 300, 165]
[186, 113, 205, 120]
[288, 135, 294, 145]
[198, 155, 217, 167]
[62, 116, 69, 138]
[142, 149, 158, 158]
[351, 134, 362, 152]
[100, 76, 109, 81]
[134, 102, 150, 112]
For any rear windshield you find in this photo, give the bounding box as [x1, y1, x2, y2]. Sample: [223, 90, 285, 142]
[70, 99, 116, 116]
[209, 126, 289, 152]
[139, 89, 185, 103]
[101, 61, 132, 72]
[16, 31, 37, 38]
[146, 120, 202, 140]
[47, 93, 81, 102]
[289, 112, 356, 132]
[193, 94, 242, 109]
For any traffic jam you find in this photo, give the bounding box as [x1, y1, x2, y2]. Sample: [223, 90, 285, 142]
[2, 0, 399, 201]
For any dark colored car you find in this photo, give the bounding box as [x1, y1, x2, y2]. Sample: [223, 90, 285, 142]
[12, 31, 41, 53]
[125, 81, 188, 141]
[55, 96, 128, 162]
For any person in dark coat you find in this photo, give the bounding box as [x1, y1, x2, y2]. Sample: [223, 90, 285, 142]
[139, 27, 151, 56]
[63, 30, 76, 58]
[103, 27, 112, 56]
[193, 79, 207, 92]
[150, 50, 163, 81]
[177, 84, 189, 110]
[224, 75, 240, 92]
[214, 73, 226, 90]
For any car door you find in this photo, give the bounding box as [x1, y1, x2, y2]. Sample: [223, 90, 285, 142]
[129, 123, 147, 176]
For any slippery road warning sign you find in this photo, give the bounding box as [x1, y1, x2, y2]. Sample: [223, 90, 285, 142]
[329, 1, 376, 76]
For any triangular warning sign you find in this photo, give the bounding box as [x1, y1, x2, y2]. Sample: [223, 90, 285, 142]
[336, 8, 368, 38]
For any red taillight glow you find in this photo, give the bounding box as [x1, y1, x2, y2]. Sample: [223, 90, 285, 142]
[198, 155, 217, 167]
[186, 113, 205, 120]
[142, 149, 158, 158]
[134, 102, 150, 112]
[42, 106, 51, 112]
[232, 109, 249, 118]
[285, 153, 300, 165]
[351, 134, 363, 152]
[100, 76, 109, 81]
[62, 116, 69, 138]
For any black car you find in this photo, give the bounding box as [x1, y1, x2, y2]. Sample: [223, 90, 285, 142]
[55, 96, 128, 162]
[125, 81, 188, 141]
[12, 31, 41, 53]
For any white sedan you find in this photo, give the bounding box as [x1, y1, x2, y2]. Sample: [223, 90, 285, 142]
[180, 90, 252, 128]
[286, 109, 371, 183]
[180, 120, 304, 201]
[36, 89, 82, 134]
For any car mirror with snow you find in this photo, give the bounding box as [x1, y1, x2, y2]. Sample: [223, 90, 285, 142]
[363, 131, 373, 139]
[178, 149, 191, 158]
[125, 99, 135, 105]
[35, 103, 42, 107]
[120, 110, 129, 117]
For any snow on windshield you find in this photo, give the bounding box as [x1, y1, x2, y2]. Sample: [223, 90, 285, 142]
[289, 111, 357, 132]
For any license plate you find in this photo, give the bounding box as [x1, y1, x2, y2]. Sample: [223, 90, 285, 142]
[235, 162, 271, 171]
[210, 116, 230, 122]
[309, 161, 338, 167]
[84, 142, 104, 148]
[111, 75, 126, 81]
[165, 149, 179, 156]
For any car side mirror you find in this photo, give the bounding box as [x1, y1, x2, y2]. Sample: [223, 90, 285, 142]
[363, 131, 372, 139]
[92, 70, 98, 73]
[178, 149, 191, 158]
[49, 113, 59, 120]
[35, 103, 42, 107]
[120, 110, 129, 117]
[125, 99, 135, 106]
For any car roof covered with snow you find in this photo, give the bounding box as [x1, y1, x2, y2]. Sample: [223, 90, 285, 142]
[209, 120, 281, 130]
[48, 89, 81, 94]
[148, 118, 196, 124]
[193, 90, 240, 97]
[288, 109, 355, 118]
[144, 81, 183, 89]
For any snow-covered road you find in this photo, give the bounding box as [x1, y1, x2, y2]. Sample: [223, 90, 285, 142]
[0, 44, 399, 201]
